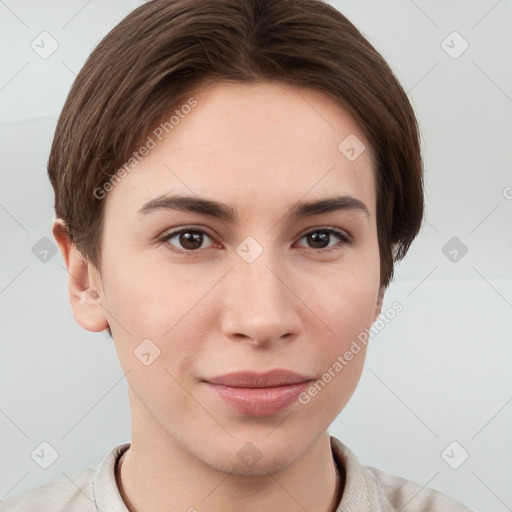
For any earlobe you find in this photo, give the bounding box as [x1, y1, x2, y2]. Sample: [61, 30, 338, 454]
[52, 219, 109, 333]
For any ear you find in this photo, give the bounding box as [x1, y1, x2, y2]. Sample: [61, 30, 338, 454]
[52, 219, 109, 332]
[373, 285, 385, 322]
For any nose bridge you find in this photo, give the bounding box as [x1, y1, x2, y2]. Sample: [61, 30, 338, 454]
[220, 237, 299, 343]
[234, 239, 286, 310]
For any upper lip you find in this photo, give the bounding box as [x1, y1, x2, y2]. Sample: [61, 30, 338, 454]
[204, 369, 313, 388]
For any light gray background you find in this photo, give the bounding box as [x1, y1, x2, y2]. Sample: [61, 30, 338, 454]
[1, 1, 511, 510]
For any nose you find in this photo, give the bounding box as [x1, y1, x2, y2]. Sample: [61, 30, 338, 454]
[219, 248, 302, 347]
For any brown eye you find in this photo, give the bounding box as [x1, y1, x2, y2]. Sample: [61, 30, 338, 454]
[177, 231, 204, 250]
[162, 229, 214, 252]
[297, 228, 350, 250]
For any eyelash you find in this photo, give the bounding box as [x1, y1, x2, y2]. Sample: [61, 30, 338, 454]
[159, 226, 352, 256]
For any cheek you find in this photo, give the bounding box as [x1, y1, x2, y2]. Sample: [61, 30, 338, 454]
[297, 272, 377, 415]
[102, 255, 214, 379]
[303, 254, 379, 404]
[100, 249, 202, 335]
[314, 257, 380, 339]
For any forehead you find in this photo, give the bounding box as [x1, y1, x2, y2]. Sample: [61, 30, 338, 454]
[105, 80, 377, 222]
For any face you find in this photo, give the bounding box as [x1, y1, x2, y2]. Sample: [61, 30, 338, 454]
[68, 81, 383, 475]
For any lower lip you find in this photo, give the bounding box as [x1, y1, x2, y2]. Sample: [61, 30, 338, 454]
[203, 381, 312, 416]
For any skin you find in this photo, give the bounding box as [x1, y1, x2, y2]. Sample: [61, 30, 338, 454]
[53, 80, 384, 512]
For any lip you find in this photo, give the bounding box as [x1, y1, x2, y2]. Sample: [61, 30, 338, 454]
[202, 369, 313, 416]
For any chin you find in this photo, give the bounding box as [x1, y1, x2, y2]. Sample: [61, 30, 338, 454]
[210, 445, 300, 477]
[191, 428, 314, 477]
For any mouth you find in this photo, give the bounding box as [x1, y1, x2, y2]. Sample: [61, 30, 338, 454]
[202, 369, 314, 416]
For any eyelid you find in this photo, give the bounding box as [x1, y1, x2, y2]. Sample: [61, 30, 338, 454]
[159, 225, 218, 252]
[297, 225, 352, 244]
[159, 225, 352, 254]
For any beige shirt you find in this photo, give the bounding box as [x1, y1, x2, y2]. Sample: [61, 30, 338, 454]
[0, 436, 472, 511]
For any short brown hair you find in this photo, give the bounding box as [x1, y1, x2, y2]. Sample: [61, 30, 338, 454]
[48, 0, 423, 290]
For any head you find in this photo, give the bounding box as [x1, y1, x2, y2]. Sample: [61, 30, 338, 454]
[50, 0, 423, 475]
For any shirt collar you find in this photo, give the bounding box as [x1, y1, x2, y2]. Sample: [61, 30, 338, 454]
[92, 436, 374, 512]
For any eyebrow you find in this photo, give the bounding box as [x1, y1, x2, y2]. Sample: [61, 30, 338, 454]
[137, 193, 370, 222]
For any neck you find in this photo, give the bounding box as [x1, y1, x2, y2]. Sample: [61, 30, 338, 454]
[116, 416, 343, 512]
